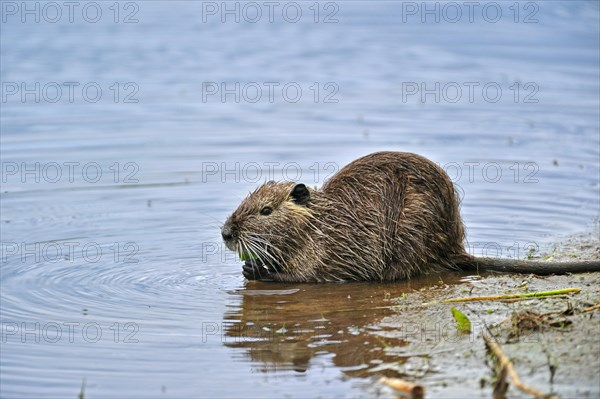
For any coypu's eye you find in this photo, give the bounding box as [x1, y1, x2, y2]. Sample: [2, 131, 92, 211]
[260, 206, 273, 216]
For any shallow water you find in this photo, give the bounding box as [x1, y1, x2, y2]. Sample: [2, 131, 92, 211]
[1, 1, 599, 397]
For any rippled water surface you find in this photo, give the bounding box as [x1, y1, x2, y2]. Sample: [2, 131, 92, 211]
[1, 1, 599, 398]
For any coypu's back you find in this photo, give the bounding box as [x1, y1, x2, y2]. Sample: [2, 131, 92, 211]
[316, 151, 470, 281]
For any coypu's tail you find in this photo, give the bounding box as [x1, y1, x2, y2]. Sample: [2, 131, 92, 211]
[456, 256, 600, 275]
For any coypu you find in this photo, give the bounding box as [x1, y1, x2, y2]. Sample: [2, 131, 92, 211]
[221, 152, 600, 282]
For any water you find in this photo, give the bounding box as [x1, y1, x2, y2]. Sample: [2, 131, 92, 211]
[1, 1, 599, 397]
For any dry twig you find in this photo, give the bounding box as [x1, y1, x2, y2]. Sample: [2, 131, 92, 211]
[582, 303, 600, 313]
[423, 288, 580, 306]
[379, 377, 424, 399]
[483, 328, 557, 399]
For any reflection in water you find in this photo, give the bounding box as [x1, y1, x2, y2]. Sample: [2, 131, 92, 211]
[223, 272, 468, 378]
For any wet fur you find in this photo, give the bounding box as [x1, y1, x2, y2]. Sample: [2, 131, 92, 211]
[222, 151, 600, 282]
[222, 152, 471, 282]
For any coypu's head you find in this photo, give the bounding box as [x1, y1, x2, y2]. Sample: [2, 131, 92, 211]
[221, 181, 314, 268]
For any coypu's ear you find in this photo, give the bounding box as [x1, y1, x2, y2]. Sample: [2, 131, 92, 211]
[290, 183, 310, 205]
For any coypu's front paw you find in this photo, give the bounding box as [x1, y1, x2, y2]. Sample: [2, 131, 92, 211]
[242, 259, 276, 281]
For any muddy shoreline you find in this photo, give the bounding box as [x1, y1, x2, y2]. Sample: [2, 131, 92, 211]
[373, 233, 600, 398]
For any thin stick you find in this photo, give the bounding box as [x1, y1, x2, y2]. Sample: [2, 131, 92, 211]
[483, 330, 556, 399]
[379, 377, 424, 399]
[582, 303, 600, 313]
[422, 288, 580, 306]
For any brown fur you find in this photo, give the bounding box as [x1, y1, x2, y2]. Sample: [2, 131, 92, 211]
[222, 152, 471, 282]
[221, 151, 600, 282]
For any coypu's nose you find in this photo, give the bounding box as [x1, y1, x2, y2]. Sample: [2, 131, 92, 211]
[221, 225, 234, 242]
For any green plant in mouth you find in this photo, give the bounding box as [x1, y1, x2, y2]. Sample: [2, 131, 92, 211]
[239, 251, 259, 261]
